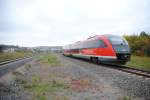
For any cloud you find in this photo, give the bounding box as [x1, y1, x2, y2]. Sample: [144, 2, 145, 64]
[0, 0, 150, 46]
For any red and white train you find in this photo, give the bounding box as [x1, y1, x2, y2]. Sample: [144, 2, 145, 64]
[63, 34, 131, 64]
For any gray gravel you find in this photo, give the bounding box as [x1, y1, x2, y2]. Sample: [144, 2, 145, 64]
[0, 74, 30, 100]
[50, 54, 124, 100]
[38, 54, 125, 99]
[56, 53, 150, 100]
[1, 53, 150, 100]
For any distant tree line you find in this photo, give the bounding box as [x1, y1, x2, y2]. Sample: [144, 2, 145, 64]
[124, 31, 150, 56]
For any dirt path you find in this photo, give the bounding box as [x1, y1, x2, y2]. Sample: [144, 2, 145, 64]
[1, 53, 148, 100]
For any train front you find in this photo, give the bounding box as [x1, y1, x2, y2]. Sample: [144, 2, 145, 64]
[106, 35, 131, 64]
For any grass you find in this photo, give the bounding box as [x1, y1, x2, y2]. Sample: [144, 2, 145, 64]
[38, 53, 60, 66]
[25, 64, 32, 71]
[24, 74, 67, 100]
[31, 81, 66, 94]
[122, 96, 131, 100]
[126, 56, 150, 71]
[0, 51, 32, 62]
[12, 71, 23, 76]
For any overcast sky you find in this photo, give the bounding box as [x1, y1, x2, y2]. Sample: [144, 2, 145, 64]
[0, 0, 150, 47]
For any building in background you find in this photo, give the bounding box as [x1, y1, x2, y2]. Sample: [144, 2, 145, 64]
[33, 46, 62, 52]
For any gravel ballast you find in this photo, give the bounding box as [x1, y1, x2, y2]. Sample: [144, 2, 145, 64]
[0, 53, 150, 100]
[57, 54, 150, 100]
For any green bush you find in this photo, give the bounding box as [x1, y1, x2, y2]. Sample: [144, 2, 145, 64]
[124, 31, 150, 56]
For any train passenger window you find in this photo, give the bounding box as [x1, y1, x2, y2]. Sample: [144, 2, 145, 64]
[91, 40, 100, 48]
[72, 39, 107, 49]
[83, 41, 88, 48]
[99, 40, 107, 47]
[82, 39, 107, 48]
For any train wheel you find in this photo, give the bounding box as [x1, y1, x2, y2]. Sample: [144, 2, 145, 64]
[91, 57, 98, 64]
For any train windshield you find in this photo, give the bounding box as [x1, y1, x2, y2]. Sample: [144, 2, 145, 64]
[108, 36, 128, 45]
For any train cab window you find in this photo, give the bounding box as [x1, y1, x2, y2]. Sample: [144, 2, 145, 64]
[108, 36, 127, 45]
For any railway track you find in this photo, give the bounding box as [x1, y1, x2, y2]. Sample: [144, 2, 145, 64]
[0, 56, 32, 66]
[66, 56, 150, 78]
[0, 56, 34, 77]
[114, 65, 150, 78]
[94, 63, 150, 78]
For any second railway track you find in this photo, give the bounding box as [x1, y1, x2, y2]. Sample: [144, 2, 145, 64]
[0, 56, 34, 77]
[0, 56, 33, 66]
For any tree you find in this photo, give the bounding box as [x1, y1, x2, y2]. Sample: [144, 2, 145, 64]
[140, 31, 149, 37]
[124, 31, 150, 56]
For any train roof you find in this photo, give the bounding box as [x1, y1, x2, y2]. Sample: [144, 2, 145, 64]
[63, 34, 123, 47]
[101, 34, 122, 38]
